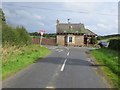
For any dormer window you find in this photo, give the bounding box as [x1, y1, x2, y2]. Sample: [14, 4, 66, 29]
[64, 31, 66, 33]
[76, 31, 78, 33]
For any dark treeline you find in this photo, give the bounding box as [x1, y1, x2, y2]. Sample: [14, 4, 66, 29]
[97, 34, 120, 40]
[29, 32, 56, 38]
[1, 9, 31, 46]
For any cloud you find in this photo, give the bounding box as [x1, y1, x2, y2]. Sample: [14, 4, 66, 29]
[2, 2, 118, 35]
[38, 22, 44, 26]
[34, 14, 42, 20]
[63, 2, 99, 12]
[97, 24, 107, 29]
[2, 0, 119, 2]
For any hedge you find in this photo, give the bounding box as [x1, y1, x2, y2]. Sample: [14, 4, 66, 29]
[108, 39, 120, 51]
[2, 23, 31, 46]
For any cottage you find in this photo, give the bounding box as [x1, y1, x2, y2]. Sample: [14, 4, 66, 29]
[56, 19, 97, 46]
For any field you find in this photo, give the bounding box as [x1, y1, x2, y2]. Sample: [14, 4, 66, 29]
[2, 44, 51, 79]
[91, 48, 119, 89]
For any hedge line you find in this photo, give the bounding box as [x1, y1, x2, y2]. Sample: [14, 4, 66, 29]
[2, 23, 31, 46]
[108, 39, 120, 51]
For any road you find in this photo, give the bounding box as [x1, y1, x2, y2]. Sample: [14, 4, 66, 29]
[3, 46, 109, 88]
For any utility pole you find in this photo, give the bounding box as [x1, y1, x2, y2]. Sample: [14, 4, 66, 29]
[38, 30, 45, 45]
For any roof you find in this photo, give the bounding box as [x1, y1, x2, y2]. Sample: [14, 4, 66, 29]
[57, 23, 85, 34]
[85, 29, 96, 35]
[56, 23, 96, 35]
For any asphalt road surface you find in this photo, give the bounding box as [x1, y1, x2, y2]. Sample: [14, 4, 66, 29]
[3, 46, 109, 88]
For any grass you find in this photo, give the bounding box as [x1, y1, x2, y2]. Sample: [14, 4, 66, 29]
[2, 44, 51, 79]
[91, 48, 119, 89]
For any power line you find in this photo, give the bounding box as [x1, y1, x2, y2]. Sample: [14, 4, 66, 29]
[3, 3, 117, 16]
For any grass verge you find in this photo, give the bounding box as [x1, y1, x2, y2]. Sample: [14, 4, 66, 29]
[2, 44, 51, 79]
[90, 48, 119, 89]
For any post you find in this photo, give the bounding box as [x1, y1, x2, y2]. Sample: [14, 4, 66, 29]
[39, 30, 45, 46]
[40, 35, 42, 45]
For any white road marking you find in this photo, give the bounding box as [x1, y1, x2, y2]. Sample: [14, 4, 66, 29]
[58, 50, 63, 52]
[67, 52, 69, 56]
[46, 86, 55, 88]
[65, 47, 69, 50]
[61, 59, 67, 71]
[56, 49, 59, 51]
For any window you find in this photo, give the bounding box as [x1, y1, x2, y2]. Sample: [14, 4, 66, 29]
[69, 37, 72, 42]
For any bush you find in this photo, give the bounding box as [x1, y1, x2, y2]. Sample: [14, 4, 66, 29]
[97, 36, 102, 40]
[15, 26, 31, 45]
[108, 39, 120, 51]
[2, 23, 31, 46]
[1, 9, 31, 46]
[90, 37, 97, 44]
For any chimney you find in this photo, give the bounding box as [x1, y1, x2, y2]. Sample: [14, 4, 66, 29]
[56, 19, 59, 25]
[68, 18, 70, 24]
[68, 19, 71, 29]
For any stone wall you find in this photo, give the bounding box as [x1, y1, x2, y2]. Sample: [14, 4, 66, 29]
[32, 38, 56, 46]
[56, 35, 65, 45]
[75, 35, 84, 46]
[56, 35, 84, 46]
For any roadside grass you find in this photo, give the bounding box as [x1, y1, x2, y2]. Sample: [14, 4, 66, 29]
[2, 44, 51, 79]
[90, 48, 119, 89]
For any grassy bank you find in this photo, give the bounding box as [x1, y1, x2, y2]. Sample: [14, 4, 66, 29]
[91, 48, 119, 89]
[2, 44, 51, 79]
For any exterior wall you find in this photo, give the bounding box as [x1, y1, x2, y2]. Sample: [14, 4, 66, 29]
[32, 38, 40, 44]
[75, 35, 84, 46]
[42, 38, 56, 45]
[32, 38, 56, 46]
[57, 35, 84, 46]
[57, 35, 65, 45]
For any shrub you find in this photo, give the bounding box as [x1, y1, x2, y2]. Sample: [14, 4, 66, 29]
[108, 39, 120, 51]
[15, 26, 31, 45]
[2, 23, 31, 46]
[90, 37, 97, 44]
[1, 8, 31, 46]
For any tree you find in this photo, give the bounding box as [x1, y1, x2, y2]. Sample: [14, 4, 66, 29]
[97, 36, 102, 40]
[0, 8, 6, 23]
[91, 37, 97, 44]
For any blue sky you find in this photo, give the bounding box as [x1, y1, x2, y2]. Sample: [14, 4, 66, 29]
[2, 2, 118, 35]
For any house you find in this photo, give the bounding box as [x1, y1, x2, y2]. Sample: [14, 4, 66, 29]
[56, 19, 97, 46]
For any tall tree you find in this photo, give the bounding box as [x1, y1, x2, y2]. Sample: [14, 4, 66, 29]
[0, 8, 6, 23]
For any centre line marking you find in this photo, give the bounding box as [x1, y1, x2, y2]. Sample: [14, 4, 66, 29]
[46, 86, 55, 88]
[67, 52, 69, 56]
[60, 59, 67, 71]
[65, 47, 69, 50]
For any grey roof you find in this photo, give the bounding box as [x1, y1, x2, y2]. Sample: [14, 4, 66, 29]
[57, 23, 85, 34]
[56, 23, 96, 35]
[85, 29, 96, 35]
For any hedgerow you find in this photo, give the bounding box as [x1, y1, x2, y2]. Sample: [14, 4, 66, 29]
[108, 39, 120, 51]
[2, 23, 31, 46]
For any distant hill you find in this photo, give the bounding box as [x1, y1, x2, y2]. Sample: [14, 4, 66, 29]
[97, 34, 120, 42]
[101, 34, 120, 39]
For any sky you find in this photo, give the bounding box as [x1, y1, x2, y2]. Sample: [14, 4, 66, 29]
[2, 1, 118, 35]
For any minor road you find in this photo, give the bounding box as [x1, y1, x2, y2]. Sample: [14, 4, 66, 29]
[3, 46, 109, 88]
